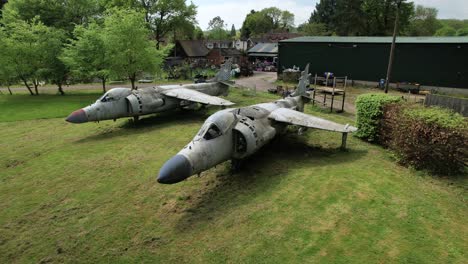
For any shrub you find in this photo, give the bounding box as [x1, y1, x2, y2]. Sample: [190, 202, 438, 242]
[355, 93, 402, 141]
[380, 104, 467, 175]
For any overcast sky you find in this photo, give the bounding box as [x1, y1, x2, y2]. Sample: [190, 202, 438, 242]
[192, 0, 468, 30]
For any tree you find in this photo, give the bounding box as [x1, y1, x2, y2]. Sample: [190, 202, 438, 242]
[262, 7, 282, 28]
[230, 24, 236, 38]
[240, 10, 274, 38]
[1, 18, 65, 95]
[2, 0, 99, 33]
[137, 0, 197, 49]
[61, 22, 110, 93]
[435, 26, 456, 36]
[280, 10, 295, 29]
[103, 8, 166, 89]
[334, 0, 365, 36]
[297, 22, 329, 36]
[0, 27, 16, 95]
[193, 26, 204, 39]
[310, 0, 414, 36]
[456, 27, 468, 36]
[406, 5, 439, 36]
[207, 16, 228, 40]
[361, 0, 414, 36]
[310, 0, 338, 31]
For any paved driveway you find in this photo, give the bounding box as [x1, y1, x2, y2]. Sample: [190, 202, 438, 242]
[235, 71, 277, 92]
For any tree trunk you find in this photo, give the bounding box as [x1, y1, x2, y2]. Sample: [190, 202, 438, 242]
[33, 79, 39, 95]
[57, 82, 65, 95]
[130, 74, 136, 90]
[21, 77, 34, 95]
[101, 78, 106, 93]
[7, 84, 12, 95]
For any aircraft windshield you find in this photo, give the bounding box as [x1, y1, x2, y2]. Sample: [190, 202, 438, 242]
[202, 123, 222, 140]
[99, 93, 115, 103]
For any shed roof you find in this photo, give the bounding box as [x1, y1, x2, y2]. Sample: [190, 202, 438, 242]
[248, 43, 278, 54]
[178, 40, 210, 57]
[280, 36, 468, 44]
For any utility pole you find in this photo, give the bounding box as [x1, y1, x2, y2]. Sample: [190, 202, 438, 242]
[385, 0, 402, 93]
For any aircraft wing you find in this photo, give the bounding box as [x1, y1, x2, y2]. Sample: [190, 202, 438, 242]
[268, 108, 357, 133]
[161, 87, 235, 106]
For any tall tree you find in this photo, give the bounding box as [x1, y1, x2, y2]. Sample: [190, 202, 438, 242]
[230, 24, 236, 37]
[207, 16, 228, 40]
[2, 0, 99, 33]
[310, 0, 337, 31]
[406, 5, 440, 36]
[61, 22, 110, 93]
[0, 27, 16, 95]
[240, 10, 274, 38]
[2, 18, 65, 95]
[297, 22, 329, 36]
[280, 10, 295, 29]
[103, 8, 167, 89]
[262, 7, 282, 28]
[334, 0, 365, 35]
[435, 26, 456, 36]
[456, 27, 468, 36]
[361, 0, 414, 36]
[137, 0, 197, 49]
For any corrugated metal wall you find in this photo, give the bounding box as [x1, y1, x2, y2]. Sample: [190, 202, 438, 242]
[278, 42, 468, 88]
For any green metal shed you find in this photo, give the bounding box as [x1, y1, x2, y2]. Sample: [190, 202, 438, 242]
[278, 36, 468, 88]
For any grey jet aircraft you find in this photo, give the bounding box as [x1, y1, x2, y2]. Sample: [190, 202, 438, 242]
[157, 64, 358, 184]
[66, 62, 235, 123]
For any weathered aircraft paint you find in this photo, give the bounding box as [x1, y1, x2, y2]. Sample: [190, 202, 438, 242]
[66, 62, 234, 123]
[157, 64, 358, 184]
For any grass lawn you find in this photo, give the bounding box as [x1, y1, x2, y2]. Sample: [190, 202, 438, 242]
[0, 88, 466, 263]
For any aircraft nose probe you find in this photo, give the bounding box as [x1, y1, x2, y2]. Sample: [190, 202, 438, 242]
[157, 155, 192, 184]
[66, 109, 88, 124]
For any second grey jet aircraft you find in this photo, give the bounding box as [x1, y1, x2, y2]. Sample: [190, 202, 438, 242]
[66, 62, 234, 123]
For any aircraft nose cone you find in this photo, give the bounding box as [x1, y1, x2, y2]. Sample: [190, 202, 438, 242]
[66, 109, 88, 123]
[157, 155, 192, 184]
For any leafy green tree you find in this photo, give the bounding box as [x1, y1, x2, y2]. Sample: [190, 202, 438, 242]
[310, 0, 414, 36]
[193, 26, 204, 40]
[438, 19, 468, 31]
[406, 5, 440, 36]
[61, 22, 110, 93]
[360, 0, 414, 36]
[456, 27, 468, 36]
[2, 0, 99, 33]
[334, 0, 365, 36]
[207, 16, 228, 40]
[137, 0, 197, 49]
[435, 26, 456, 36]
[103, 8, 166, 89]
[240, 10, 274, 38]
[280, 10, 295, 29]
[230, 24, 236, 38]
[262, 7, 282, 28]
[297, 22, 329, 36]
[310, 0, 337, 31]
[2, 18, 65, 95]
[0, 28, 16, 95]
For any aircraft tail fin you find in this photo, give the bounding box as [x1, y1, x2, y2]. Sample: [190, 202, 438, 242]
[212, 59, 233, 82]
[291, 64, 310, 97]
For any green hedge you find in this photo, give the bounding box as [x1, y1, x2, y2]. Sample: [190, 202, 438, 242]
[381, 104, 467, 175]
[355, 93, 402, 141]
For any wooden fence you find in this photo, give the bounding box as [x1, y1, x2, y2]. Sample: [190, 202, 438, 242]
[425, 94, 468, 116]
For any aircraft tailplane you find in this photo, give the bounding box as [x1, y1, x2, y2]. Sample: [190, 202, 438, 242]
[291, 64, 310, 97]
[212, 59, 233, 82]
